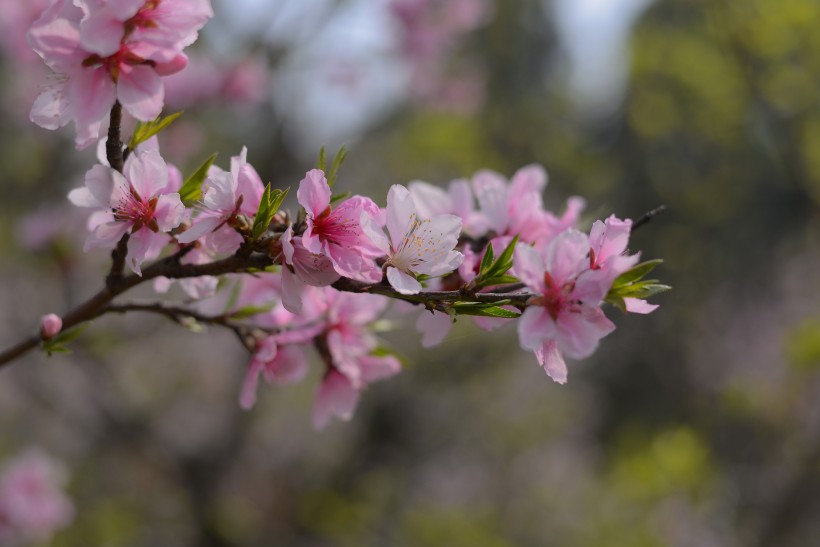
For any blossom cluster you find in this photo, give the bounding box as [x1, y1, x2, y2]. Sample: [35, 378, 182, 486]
[23, 0, 666, 429]
[389, 0, 492, 112]
[60, 143, 663, 426]
[28, 0, 212, 148]
[0, 450, 73, 546]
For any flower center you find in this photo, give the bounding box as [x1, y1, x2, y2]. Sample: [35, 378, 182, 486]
[391, 213, 449, 270]
[113, 185, 159, 232]
[82, 45, 150, 82]
[531, 271, 577, 320]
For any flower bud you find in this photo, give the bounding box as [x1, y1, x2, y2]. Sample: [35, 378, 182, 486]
[40, 314, 62, 339]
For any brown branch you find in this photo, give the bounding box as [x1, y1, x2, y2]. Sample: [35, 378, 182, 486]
[331, 278, 534, 307]
[103, 302, 254, 351]
[104, 302, 234, 327]
[632, 204, 667, 232]
[106, 233, 130, 290]
[106, 101, 124, 173]
[0, 244, 534, 368]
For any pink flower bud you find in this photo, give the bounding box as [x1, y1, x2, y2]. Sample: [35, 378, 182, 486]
[40, 314, 62, 339]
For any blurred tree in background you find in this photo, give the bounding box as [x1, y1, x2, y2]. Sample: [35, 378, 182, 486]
[2, 0, 820, 545]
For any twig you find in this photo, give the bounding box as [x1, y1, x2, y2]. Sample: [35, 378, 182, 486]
[106, 101, 124, 173]
[632, 204, 667, 232]
[106, 234, 130, 290]
[0, 246, 534, 368]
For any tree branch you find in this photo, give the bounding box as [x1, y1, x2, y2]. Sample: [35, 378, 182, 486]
[106, 101, 124, 173]
[632, 204, 667, 232]
[0, 245, 535, 368]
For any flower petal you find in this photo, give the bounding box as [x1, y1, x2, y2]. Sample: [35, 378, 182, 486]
[126, 149, 168, 198]
[386, 266, 421, 294]
[517, 306, 555, 351]
[546, 229, 589, 285]
[296, 169, 331, 217]
[513, 242, 545, 293]
[153, 194, 185, 232]
[624, 298, 659, 314]
[117, 65, 164, 121]
[79, 13, 124, 56]
[313, 370, 359, 430]
[30, 82, 71, 130]
[386, 184, 416, 250]
[176, 215, 221, 244]
[280, 266, 304, 314]
[472, 169, 509, 234]
[534, 340, 567, 384]
[416, 311, 453, 348]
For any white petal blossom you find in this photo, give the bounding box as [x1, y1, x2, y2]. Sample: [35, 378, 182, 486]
[363, 184, 463, 295]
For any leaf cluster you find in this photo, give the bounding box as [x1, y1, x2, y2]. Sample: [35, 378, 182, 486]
[252, 185, 289, 239]
[471, 236, 520, 290]
[128, 112, 182, 150]
[41, 323, 90, 356]
[604, 259, 670, 312]
[316, 146, 348, 188]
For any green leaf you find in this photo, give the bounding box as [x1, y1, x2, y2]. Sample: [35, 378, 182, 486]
[326, 146, 347, 188]
[478, 275, 521, 287]
[619, 282, 672, 299]
[51, 322, 91, 345]
[41, 322, 91, 356]
[230, 304, 275, 319]
[43, 343, 72, 356]
[252, 185, 289, 239]
[223, 281, 242, 314]
[316, 146, 327, 172]
[128, 111, 183, 150]
[609, 279, 671, 300]
[489, 235, 519, 277]
[478, 242, 495, 277]
[604, 294, 627, 313]
[179, 152, 218, 205]
[612, 259, 664, 288]
[369, 319, 396, 333]
[370, 346, 409, 367]
[330, 191, 351, 206]
[472, 236, 520, 289]
[453, 304, 521, 319]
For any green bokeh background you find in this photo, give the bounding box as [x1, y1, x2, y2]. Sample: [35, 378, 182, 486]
[2, 0, 820, 545]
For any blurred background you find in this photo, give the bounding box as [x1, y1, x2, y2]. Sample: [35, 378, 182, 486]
[2, 0, 820, 545]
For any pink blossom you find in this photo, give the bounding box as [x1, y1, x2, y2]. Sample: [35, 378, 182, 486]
[323, 291, 397, 387]
[313, 369, 360, 429]
[39, 314, 62, 339]
[279, 225, 340, 314]
[177, 147, 264, 254]
[77, 0, 213, 62]
[408, 177, 486, 237]
[229, 274, 327, 343]
[587, 215, 657, 313]
[515, 230, 615, 383]
[27, 0, 211, 148]
[68, 148, 185, 274]
[0, 450, 73, 545]
[390, 0, 491, 111]
[14, 205, 87, 252]
[153, 246, 218, 299]
[240, 337, 309, 410]
[588, 215, 636, 275]
[416, 310, 453, 348]
[297, 169, 383, 282]
[362, 184, 463, 294]
[544, 196, 586, 243]
[472, 164, 552, 244]
[311, 289, 401, 428]
[164, 54, 269, 108]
